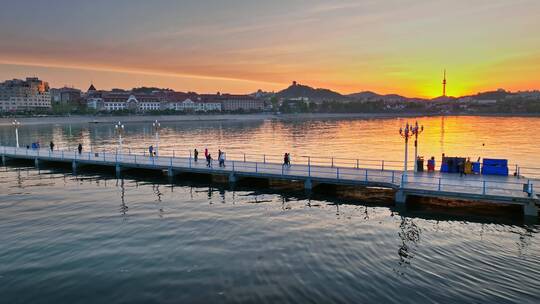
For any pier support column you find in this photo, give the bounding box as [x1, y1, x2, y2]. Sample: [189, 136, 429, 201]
[115, 164, 122, 176]
[167, 167, 174, 178]
[34, 158, 39, 168]
[304, 179, 313, 190]
[1, 155, 5, 165]
[395, 189, 408, 206]
[523, 202, 538, 218]
[72, 160, 77, 174]
[228, 173, 237, 183]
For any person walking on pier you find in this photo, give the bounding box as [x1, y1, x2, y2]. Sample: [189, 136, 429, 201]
[204, 148, 208, 159]
[219, 151, 226, 167]
[49, 141, 55, 151]
[464, 158, 472, 175]
[283, 153, 291, 167]
[218, 150, 223, 165]
[206, 153, 213, 168]
[458, 158, 465, 177]
[77, 143, 83, 155]
[149, 145, 154, 157]
[194, 149, 199, 162]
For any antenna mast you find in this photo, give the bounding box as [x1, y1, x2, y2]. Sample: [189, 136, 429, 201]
[442, 69, 447, 97]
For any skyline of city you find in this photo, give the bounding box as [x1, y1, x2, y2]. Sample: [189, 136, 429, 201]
[1, 0, 540, 98]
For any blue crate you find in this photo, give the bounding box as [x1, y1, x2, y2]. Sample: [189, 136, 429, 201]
[483, 158, 508, 167]
[482, 165, 509, 176]
[472, 162, 481, 174]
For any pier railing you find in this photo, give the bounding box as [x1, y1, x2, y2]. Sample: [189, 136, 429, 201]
[1, 145, 537, 202]
[0, 145, 403, 186]
[53, 144, 535, 177]
[402, 175, 535, 199]
[81, 146, 412, 171]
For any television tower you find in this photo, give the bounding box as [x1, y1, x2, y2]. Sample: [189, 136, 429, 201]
[442, 69, 447, 97]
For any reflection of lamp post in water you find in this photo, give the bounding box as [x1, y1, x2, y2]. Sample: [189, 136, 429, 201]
[152, 120, 161, 156]
[411, 121, 424, 172]
[399, 122, 411, 183]
[115, 121, 125, 154]
[396, 217, 421, 273]
[12, 120, 20, 148]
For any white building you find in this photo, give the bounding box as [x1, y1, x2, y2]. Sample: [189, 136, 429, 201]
[101, 93, 162, 112]
[169, 98, 222, 112]
[0, 77, 51, 112]
[86, 97, 104, 110]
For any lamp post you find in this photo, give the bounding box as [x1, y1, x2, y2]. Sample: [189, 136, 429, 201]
[152, 120, 161, 156]
[411, 121, 424, 172]
[115, 121, 125, 154]
[12, 120, 20, 148]
[399, 122, 411, 183]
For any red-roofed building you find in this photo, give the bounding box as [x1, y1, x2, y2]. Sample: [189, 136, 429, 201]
[97, 93, 162, 111]
[157, 91, 221, 112]
[200, 93, 264, 111]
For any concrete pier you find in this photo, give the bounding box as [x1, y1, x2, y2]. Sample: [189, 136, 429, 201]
[1, 145, 538, 218]
[524, 201, 539, 217]
[395, 189, 408, 205]
[304, 179, 313, 190]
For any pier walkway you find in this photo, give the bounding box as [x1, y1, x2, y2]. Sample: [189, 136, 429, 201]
[1, 145, 538, 217]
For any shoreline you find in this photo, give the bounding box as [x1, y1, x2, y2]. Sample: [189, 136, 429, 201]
[1, 112, 539, 126]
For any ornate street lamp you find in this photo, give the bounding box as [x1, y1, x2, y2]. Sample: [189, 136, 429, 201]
[115, 121, 125, 153]
[12, 120, 20, 148]
[152, 120, 161, 156]
[399, 122, 411, 182]
[411, 121, 424, 172]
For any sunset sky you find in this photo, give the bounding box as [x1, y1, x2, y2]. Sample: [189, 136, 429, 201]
[0, 0, 539, 97]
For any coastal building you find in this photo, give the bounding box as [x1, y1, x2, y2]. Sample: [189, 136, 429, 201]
[81, 85, 261, 113]
[50, 87, 82, 106]
[201, 93, 264, 111]
[86, 97, 104, 110]
[102, 93, 162, 112]
[173, 98, 222, 112]
[87, 83, 97, 95]
[0, 77, 51, 112]
[155, 91, 221, 112]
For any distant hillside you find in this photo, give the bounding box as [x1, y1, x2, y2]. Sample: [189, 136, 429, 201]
[469, 89, 513, 100]
[347, 91, 380, 99]
[264, 84, 532, 104]
[347, 91, 411, 102]
[276, 81, 346, 101]
[132, 87, 173, 94]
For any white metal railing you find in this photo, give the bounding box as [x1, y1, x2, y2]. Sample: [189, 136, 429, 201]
[1, 145, 537, 200]
[56, 146, 413, 171]
[0, 145, 402, 186]
[26, 143, 536, 177]
[402, 175, 535, 199]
